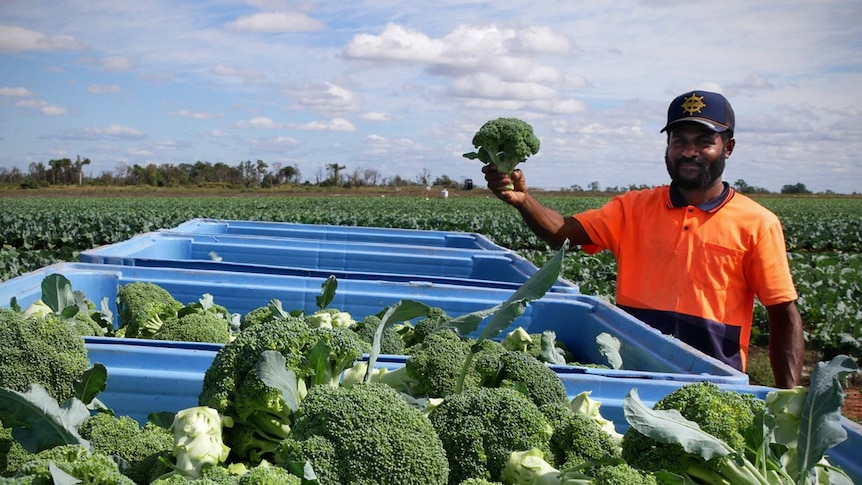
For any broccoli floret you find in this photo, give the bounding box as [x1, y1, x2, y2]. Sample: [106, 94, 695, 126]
[457, 479, 504, 485]
[0, 307, 90, 403]
[428, 386, 553, 484]
[116, 282, 184, 338]
[0, 421, 34, 477]
[237, 461, 300, 485]
[151, 463, 240, 484]
[273, 382, 448, 485]
[78, 411, 174, 483]
[540, 402, 620, 468]
[305, 326, 366, 387]
[350, 315, 406, 355]
[154, 312, 232, 344]
[475, 350, 569, 409]
[9, 444, 135, 484]
[404, 329, 506, 398]
[621, 381, 765, 479]
[560, 459, 659, 485]
[401, 306, 452, 348]
[240, 306, 275, 331]
[463, 117, 540, 190]
[306, 308, 355, 329]
[499, 448, 560, 485]
[199, 316, 318, 464]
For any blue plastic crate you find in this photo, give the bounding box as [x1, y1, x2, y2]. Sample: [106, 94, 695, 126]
[166, 218, 509, 250]
[80, 231, 578, 293]
[0, 262, 746, 385]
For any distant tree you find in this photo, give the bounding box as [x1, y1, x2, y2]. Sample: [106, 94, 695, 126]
[569, 184, 584, 192]
[325, 163, 346, 186]
[72, 155, 90, 185]
[781, 183, 811, 194]
[588, 181, 601, 192]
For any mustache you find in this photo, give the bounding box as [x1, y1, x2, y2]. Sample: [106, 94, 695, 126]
[675, 156, 706, 166]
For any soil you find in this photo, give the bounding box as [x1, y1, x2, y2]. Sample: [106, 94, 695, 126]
[748, 346, 862, 424]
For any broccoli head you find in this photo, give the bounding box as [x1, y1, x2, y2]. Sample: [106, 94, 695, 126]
[154, 312, 232, 344]
[274, 382, 449, 485]
[238, 461, 300, 485]
[620, 381, 765, 477]
[428, 386, 553, 484]
[8, 444, 135, 484]
[199, 315, 312, 463]
[539, 402, 620, 468]
[0, 307, 90, 403]
[350, 315, 406, 355]
[400, 306, 452, 349]
[78, 411, 174, 483]
[404, 330, 505, 398]
[475, 350, 569, 409]
[116, 282, 184, 338]
[463, 117, 540, 190]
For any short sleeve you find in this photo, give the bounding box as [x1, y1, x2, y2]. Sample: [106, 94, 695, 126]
[746, 219, 798, 306]
[573, 196, 627, 255]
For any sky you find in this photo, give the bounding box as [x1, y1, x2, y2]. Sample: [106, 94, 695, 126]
[1, 1, 861, 194]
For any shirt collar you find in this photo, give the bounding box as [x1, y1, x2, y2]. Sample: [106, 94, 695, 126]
[667, 181, 733, 212]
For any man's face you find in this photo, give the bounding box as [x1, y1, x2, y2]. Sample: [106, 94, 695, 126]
[664, 123, 733, 190]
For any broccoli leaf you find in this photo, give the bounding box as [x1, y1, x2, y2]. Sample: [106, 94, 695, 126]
[596, 332, 623, 369]
[0, 384, 92, 453]
[796, 354, 859, 480]
[40, 273, 77, 316]
[256, 350, 301, 413]
[366, 299, 433, 381]
[622, 388, 733, 462]
[316, 275, 337, 310]
[49, 463, 80, 485]
[72, 363, 108, 407]
[539, 331, 567, 365]
[476, 241, 567, 343]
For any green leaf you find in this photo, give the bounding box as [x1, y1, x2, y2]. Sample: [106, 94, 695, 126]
[306, 339, 333, 387]
[476, 242, 567, 343]
[256, 350, 300, 413]
[796, 354, 859, 480]
[596, 332, 623, 369]
[539, 330, 567, 365]
[0, 384, 92, 454]
[316, 275, 337, 310]
[622, 388, 733, 462]
[366, 300, 432, 381]
[73, 363, 108, 406]
[48, 463, 81, 485]
[41, 273, 76, 315]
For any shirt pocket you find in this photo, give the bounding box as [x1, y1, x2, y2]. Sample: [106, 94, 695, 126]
[692, 242, 745, 291]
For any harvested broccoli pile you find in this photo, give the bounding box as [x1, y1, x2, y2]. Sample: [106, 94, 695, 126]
[116, 281, 185, 338]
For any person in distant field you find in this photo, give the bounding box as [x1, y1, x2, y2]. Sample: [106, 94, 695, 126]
[482, 90, 804, 388]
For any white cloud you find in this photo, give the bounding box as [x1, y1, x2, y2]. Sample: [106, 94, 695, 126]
[0, 86, 34, 97]
[102, 56, 133, 72]
[236, 117, 281, 129]
[0, 25, 86, 53]
[14, 98, 66, 115]
[88, 84, 122, 94]
[211, 63, 264, 83]
[291, 117, 355, 131]
[170, 109, 222, 119]
[288, 82, 361, 114]
[86, 124, 145, 138]
[361, 112, 390, 121]
[224, 12, 325, 33]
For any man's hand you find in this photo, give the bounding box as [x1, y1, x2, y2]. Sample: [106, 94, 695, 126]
[482, 164, 528, 207]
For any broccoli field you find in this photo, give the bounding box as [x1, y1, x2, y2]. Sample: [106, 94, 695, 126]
[1, 191, 861, 484]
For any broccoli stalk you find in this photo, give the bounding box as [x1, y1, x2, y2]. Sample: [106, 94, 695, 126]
[463, 117, 540, 190]
[159, 406, 231, 480]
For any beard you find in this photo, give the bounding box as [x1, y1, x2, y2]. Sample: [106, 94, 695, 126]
[665, 152, 726, 190]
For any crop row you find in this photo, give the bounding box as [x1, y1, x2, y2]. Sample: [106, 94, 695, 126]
[0, 195, 859, 364]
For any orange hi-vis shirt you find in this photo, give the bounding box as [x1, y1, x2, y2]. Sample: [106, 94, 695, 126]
[573, 183, 797, 371]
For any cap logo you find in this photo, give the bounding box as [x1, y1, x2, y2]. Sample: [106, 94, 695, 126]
[681, 93, 706, 115]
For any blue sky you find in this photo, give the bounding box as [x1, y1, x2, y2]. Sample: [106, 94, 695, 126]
[1, 0, 861, 193]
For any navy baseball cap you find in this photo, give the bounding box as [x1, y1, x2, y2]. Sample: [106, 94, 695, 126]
[660, 90, 735, 134]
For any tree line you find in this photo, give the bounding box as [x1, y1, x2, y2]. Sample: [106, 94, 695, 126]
[0, 156, 843, 195]
[0, 158, 464, 190]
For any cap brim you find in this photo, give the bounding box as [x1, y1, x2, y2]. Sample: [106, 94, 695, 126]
[660, 118, 730, 133]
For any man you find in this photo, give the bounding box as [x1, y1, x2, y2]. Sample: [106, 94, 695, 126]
[482, 90, 804, 388]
